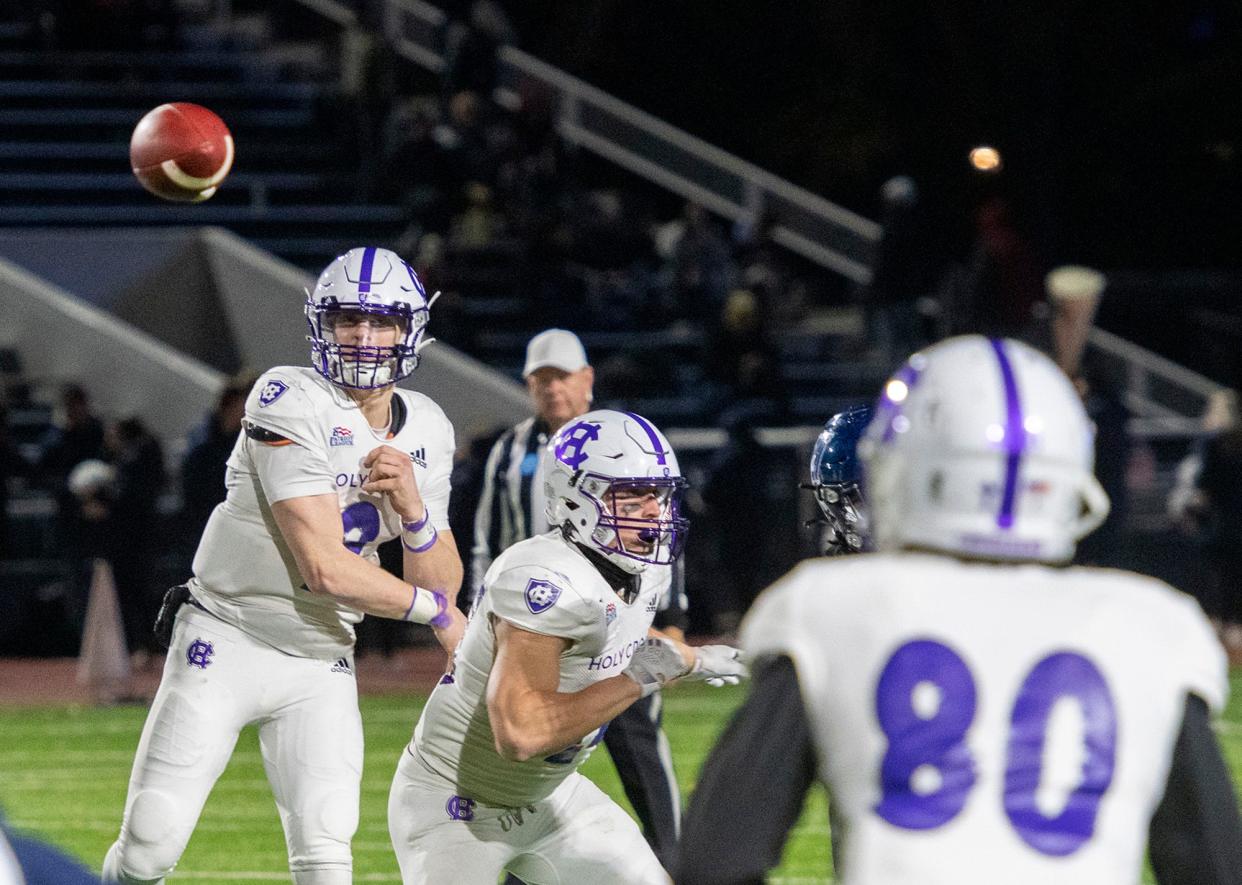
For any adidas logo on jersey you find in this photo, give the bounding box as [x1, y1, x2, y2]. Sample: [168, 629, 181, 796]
[330, 657, 352, 674]
[330, 426, 355, 447]
[645, 594, 658, 613]
[409, 447, 427, 468]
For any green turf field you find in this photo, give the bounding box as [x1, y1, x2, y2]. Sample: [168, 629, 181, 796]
[0, 674, 1239, 883]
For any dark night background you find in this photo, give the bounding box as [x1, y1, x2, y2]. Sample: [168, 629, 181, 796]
[440, 0, 1242, 386]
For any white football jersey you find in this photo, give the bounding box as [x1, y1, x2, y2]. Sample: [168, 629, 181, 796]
[190, 366, 455, 659]
[743, 552, 1227, 885]
[413, 532, 669, 807]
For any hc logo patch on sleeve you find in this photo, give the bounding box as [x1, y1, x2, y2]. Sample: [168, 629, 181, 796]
[524, 578, 563, 614]
[258, 379, 289, 407]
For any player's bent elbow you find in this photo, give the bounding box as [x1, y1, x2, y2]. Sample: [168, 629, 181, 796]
[491, 722, 542, 762]
[299, 557, 349, 599]
[489, 706, 545, 762]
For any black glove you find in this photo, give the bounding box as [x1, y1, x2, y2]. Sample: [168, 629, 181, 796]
[153, 584, 193, 650]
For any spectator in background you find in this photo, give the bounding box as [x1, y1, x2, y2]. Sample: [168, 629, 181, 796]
[705, 289, 787, 416]
[1195, 408, 1242, 654]
[669, 202, 733, 313]
[1072, 354, 1132, 569]
[946, 194, 1047, 342]
[440, 0, 516, 102]
[0, 406, 29, 559]
[864, 175, 931, 367]
[104, 417, 167, 664]
[180, 372, 257, 547]
[699, 404, 789, 634]
[37, 384, 105, 489]
[37, 384, 106, 621]
[1169, 390, 1242, 648]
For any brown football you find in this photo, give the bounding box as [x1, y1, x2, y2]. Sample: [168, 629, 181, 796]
[129, 102, 234, 202]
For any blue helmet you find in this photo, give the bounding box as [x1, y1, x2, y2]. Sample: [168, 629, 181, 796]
[806, 404, 872, 555]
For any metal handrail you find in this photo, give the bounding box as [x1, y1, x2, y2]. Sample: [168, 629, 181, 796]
[289, 0, 1228, 441]
[380, 0, 879, 282]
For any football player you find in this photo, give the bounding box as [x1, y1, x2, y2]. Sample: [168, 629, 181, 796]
[678, 335, 1242, 885]
[103, 247, 465, 885]
[805, 404, 873, 556]
[388, 409, 746, 884]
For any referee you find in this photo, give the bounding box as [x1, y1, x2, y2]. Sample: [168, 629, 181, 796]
[472, 328, 688, 872]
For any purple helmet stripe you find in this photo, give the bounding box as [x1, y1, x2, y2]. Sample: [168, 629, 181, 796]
[623, 412, 667, 465]
[990, 338, 1026, 529]
[357, 246, 376, 294]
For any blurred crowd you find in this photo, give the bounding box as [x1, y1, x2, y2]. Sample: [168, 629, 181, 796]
[0, 0, 1239, 670]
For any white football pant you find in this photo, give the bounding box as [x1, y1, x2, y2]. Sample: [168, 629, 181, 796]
[102, 606, 361, 884]
[389, 747, 669, 884]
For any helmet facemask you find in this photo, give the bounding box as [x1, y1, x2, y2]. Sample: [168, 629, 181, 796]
[808, 480, 870, 555]
[305, 247, 434, 390]
[306, 301, 428, 390]
[576, 473, 689, 570]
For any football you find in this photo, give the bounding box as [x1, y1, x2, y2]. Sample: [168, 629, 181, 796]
[129, 102, 234, 202]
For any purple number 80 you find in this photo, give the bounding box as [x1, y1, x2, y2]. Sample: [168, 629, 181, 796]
[874, 639, 1117, 857]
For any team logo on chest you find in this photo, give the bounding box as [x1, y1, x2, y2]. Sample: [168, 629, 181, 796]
[605, 602, 617, 625]
[330, 426, 355, 447]
[410, 446, 427, 468]
[525, 578, 563, 614]
[258, 379, 288, 407]
[186, 638, 215, 669]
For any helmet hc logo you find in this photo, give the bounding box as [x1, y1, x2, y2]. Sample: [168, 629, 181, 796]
[186, 639, 215, 669]
[554, 421, 600, 470]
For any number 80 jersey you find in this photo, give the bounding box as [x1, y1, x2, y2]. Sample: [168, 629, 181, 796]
[742, 552, 1227, 885]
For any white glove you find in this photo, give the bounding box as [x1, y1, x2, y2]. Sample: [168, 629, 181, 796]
[623, 637, 693, 697]
[688, 644, 748, 687]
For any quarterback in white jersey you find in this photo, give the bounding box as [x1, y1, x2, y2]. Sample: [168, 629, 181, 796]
[389, 409, 746, 884]
[678, 336, 1242, 885]
[104, 247, 466, 885]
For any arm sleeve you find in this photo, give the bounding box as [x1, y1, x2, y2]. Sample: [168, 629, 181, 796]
[676, 655, 818, 885]
[1148, 692, 1242, 885]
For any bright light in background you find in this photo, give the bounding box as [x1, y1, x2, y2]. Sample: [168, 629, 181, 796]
[1024, 414, 1045, 435]
[970, 145, 1003, 172]
[885, 379, 909, 403]
[986, 423, 1005, 443]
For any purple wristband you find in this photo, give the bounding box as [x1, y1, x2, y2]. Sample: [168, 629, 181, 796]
[401, 508, 437, 553]
[402, 509, 431, 533]
[428, 590, 451, 629]
[401, 525, 438, 553]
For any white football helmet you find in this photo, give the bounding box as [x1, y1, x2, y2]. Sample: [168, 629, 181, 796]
[545, 409, 689, 573]
[305, 247, 433, 389]
[859, 335, 1110, 563]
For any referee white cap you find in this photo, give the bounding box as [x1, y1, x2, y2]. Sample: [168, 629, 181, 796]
[523, 329, 589, 377]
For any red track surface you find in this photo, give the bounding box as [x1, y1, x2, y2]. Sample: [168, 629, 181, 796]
[0, 647, 450, 706]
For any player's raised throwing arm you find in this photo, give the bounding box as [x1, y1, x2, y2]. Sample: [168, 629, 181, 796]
[486, 618, 645, 762]
[271, 492, 449, 626]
